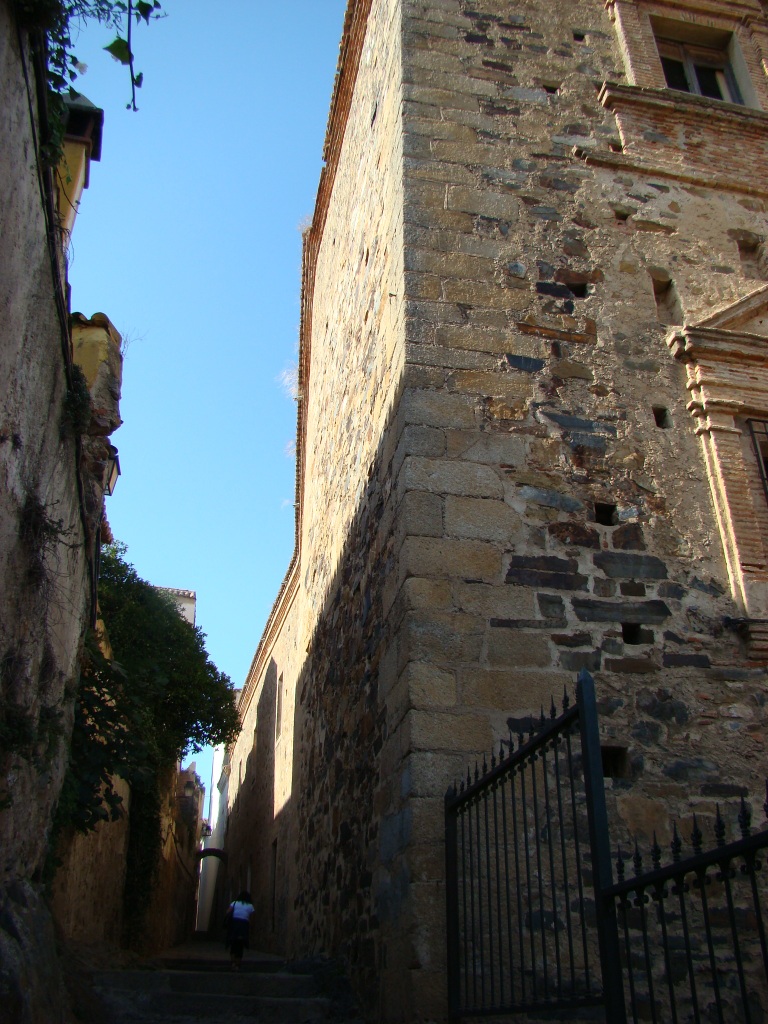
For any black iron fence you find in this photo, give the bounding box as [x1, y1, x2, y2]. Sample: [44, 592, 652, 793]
[444, 670, 768, 1022]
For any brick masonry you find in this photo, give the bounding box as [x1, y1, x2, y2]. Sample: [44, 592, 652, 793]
[224, 1, 768, 1020]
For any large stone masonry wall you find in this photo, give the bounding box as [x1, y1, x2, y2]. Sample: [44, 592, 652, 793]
[226, 0, 411, 1009]
[389, 0, 768, 1016]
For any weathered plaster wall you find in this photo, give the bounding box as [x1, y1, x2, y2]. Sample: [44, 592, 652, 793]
[50, 777, 131, 946]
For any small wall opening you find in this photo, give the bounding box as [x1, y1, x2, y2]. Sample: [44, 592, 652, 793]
[736, 235, 768, 280]
[649, 271, 683, 325]
[573, 30, 586, 43]
[652, 406, 673, 429]
[595, 502, 617, 525]
[601, 745, 630, 779]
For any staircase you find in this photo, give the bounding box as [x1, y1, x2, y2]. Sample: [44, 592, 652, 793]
[90, 950, 362, 1024]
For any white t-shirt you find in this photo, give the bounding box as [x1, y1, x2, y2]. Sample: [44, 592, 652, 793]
[230, 900, 255, 921]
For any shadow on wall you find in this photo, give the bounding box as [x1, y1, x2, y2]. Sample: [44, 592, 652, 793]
[221, 372, 451, 1021]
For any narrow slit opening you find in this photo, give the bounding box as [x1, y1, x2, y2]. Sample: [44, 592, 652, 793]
[595, 502, 617, 526]
[652, 406, 673, 429]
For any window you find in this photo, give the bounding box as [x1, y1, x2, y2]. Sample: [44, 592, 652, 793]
[747, 419, 768, 508]
[657, 39, 743, 103]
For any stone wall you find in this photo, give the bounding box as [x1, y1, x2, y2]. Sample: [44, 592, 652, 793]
[0, 8, 120, 1021]
[226, 0, 768, 1020]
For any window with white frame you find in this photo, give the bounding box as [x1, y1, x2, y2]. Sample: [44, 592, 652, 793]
[656, 37, 743, 103]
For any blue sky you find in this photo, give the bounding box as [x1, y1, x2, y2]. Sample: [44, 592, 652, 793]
[67, 0, 348, 797]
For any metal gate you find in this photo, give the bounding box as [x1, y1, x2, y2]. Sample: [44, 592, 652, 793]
[444, 670, 768, 1022]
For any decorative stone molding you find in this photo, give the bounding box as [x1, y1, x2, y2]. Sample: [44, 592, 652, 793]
[667, 286, 768, 621]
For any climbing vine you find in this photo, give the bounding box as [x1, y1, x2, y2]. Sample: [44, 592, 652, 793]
[11, 0, 163, 162]
[52, 543, 239, 931]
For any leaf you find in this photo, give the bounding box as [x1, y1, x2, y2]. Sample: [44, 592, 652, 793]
[136, 1, 153, 23]
[104, 36, 132, 65]
[134, 72, 144, 88]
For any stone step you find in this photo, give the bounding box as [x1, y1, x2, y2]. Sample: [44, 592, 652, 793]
[95, 967, 319, 998]
[92, 967, 331, 1022]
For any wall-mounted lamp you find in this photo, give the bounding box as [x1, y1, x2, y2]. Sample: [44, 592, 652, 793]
[105, 445, 120, 496]
[183, 780, 196, 797]
[201, 822, 212, 838]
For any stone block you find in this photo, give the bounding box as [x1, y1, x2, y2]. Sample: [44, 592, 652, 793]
[593, 551, 668, 580]
[446, 429, 528, 464]
[486, 628, 553, 668]
[400, 455, 504, 498]
[453, 580, 536, 618]
[548, 521, 600, 548]
[572, 599, 671, 624]
[400, 577, 453, 612]
[446, 185, 520, 219]
[398, 536, 502, 584]
[402, 661, 458, 710]
[402, 388, 478, 429]
[400, 489, 444, 538]
[460, 668, 570, 715]
[449, 369, 534, 401]
[399, 610, 485, 668]
[445, 494, 519, 542]
[516, 485, 584, 512]
[405, 708, 492, 752]
[442, 278, 531, 309]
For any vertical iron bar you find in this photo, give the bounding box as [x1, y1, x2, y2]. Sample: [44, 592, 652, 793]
[745, 851, 768, 978]
[654, 883, 679, 1024]
[577, 669, 628, 1024]
[520, 756, 538, 1004]
[491, 778, 505, 1008]
[530, 749, 550, 1000]
[444, 789, 461, 1019]
[565, 724, 592, 992]
[460, 805, 469, 1012]
[694, 866, 724, 1021]
[636, 883, 658, 1024]
[482, 783, 495, 1008]
[553, 736, 577, 994]
[673, 871, 701, 1024]
[510, 766, 527, 1005]
[475, 792, 486, 1009]
[468, 795, 477, 1010]
[499, 773, 515, 1005]
[719, 856, 753, 1023]
[541, 742, 563, 997]
[620, 893, 639, 1024]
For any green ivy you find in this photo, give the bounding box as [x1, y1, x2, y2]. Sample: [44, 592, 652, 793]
[52, 543, 239, 932]
[11, 0, 163, 163]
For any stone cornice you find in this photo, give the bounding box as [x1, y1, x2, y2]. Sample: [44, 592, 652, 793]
[600, 81, 768, 131]
[604, 0, 765, 19]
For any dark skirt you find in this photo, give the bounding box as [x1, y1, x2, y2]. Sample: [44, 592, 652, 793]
[226, 917, 250, 958]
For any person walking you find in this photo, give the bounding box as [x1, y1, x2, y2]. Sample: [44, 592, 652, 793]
[224, 891, 255, 970]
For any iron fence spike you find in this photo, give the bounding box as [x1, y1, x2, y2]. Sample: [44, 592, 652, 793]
[550, 695, 557, 719]
[651, 832, 661, 869]
[671, 822, 682, 863]
[633, 839, 643, 876]
[714, 804, 726, 848]
[562, 685, 570, 711]
[764, 778, 768, 820]
[691, 814, 703, 855]
[739, 795, 752, 839]
[539, 704, 546, 729]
